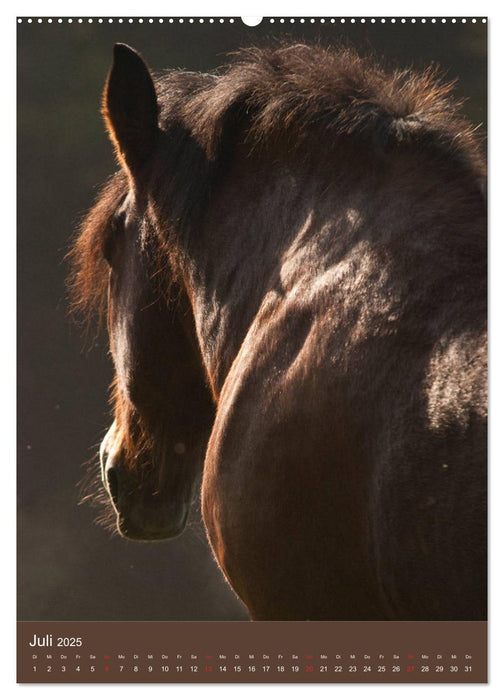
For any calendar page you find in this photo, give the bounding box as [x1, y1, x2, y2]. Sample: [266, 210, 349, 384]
[17, 14, 487, 684]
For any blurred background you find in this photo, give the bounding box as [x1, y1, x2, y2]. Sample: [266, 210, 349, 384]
[17, 16, 486, 621]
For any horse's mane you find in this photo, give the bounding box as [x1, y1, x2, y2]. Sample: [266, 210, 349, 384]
[170, 44, 485, 171]
[68, 43, 486, 330]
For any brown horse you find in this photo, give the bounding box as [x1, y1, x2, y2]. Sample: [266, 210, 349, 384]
[69, 43, 487, 621]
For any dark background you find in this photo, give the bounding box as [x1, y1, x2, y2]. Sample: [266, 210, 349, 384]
[17, 16, 486, 621]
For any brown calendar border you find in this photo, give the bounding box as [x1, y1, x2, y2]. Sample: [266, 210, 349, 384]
[17, 620, 487, 683]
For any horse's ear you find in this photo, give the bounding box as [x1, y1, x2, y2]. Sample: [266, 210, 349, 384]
[103, 44, 159, 175]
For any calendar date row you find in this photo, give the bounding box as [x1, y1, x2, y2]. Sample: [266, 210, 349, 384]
[31, 662, 475, 675]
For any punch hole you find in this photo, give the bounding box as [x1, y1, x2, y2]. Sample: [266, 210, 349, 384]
[241, 17, 263, 26]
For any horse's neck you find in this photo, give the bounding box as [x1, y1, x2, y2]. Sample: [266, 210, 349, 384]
[183, 147, 486, 400]
[184, 155, 332, 396]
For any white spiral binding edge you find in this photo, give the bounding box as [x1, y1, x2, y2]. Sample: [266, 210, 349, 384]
[16, 17, 488, 25]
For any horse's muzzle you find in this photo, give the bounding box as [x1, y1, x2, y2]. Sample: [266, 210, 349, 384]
[112, 484, 190, 541]
[99, 427, 191, 541]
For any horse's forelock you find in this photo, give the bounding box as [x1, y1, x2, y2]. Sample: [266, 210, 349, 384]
[67, 171, 129, 334]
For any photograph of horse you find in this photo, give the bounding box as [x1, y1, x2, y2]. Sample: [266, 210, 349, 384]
[68, 42, 487, 621]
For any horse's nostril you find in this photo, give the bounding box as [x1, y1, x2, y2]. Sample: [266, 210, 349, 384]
[106, 467, 120, 510]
